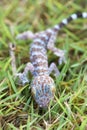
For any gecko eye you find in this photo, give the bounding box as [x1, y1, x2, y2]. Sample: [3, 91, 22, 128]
[31, 87, 36, 96]
[50, 84, 56, 93]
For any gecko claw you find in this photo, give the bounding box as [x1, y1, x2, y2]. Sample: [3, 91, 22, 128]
[16, 73, 29, 85]
[58, 55, 66, 65]
[58, 50, 66, 65]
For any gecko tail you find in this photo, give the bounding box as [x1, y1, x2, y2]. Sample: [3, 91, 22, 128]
[53, 12, 87, 31]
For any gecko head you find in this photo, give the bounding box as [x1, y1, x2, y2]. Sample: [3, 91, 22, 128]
[31, 75, 55, 108]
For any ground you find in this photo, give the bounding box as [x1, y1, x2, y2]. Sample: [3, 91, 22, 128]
[0, 0, 87, 130]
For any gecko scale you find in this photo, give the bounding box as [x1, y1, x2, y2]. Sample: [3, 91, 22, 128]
[16, 12, 87, 107]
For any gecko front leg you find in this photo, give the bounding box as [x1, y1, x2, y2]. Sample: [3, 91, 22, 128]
[17, 62, 34, 85]
[47, 32, 66, 65]
[48, 62, 60, 77]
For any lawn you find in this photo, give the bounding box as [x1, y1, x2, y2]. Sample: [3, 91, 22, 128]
[0, 0, 87, 129]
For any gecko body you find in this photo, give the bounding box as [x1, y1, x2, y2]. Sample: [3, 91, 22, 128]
[16, 12, 87, 107]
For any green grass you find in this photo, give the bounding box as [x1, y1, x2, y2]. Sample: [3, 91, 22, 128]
[0, 0, 87, 129]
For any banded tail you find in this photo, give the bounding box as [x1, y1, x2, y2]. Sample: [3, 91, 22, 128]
[53, 12, 87, 31]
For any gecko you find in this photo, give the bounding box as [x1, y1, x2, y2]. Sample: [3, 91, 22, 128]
[15, 12, 87, 108]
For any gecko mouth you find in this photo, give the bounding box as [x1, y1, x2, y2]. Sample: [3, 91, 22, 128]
[36, 95, 52, 108]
